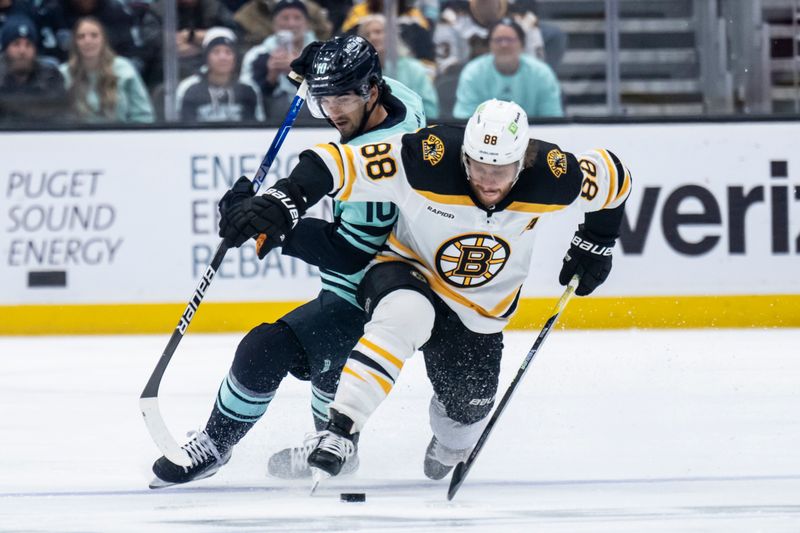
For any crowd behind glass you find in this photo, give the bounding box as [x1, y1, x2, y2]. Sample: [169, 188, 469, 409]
[0, 0, 574, 126]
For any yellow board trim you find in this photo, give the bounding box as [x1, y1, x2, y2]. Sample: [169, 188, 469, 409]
[1, 295, 798, 335]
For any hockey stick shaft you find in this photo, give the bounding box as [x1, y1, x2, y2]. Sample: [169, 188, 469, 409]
[447, 275, 579, 500]
[140, 80, 309, 466]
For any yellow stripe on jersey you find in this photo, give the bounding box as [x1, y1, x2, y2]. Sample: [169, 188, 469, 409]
[316, 143, 345, 192]
[386, 233, 430, 266]
[414, 189, 475, 206]
[505, 201, 569, 214]
[489, 286, 522, 316]
[614, 167, 632, 205]
[598, 149, 618, 209]
[342, 365, 366, 382]
[339, 144, 358, 201]
[365, 370, 393, 394]
[358, 337, 403, 370]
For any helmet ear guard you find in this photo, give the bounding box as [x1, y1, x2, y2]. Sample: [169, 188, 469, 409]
[462, 99, 529, 180]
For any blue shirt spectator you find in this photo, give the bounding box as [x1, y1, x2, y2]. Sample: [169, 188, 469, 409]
[453, 18, 562, 118]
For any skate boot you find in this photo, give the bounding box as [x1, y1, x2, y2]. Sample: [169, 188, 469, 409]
[150, 430, 231, 489]
[307, 410, 357, 483]
[268, 433, 360, 479]
[423, 436, 470, 480]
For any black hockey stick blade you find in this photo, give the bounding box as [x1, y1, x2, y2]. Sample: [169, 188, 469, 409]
[446, 276, 579, 501]
[447, 461, 468, 500]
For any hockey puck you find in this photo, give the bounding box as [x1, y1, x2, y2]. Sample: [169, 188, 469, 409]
[340, 492, 366, 503]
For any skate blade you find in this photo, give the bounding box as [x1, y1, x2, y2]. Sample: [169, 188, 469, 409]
[148, 476, 176, 489]
[309, 467, 330, 495]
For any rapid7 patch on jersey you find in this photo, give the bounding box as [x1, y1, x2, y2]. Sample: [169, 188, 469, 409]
[435, 233, 510, 287]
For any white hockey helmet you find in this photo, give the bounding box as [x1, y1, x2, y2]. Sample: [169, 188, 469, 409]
[462, 99, 529, 176]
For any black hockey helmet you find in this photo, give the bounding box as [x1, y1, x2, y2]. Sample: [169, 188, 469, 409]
[306, 35, 385, 118]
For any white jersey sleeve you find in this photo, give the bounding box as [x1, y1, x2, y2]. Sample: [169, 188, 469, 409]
[574, 149, 633, 213]
[309, 135, 409, 205]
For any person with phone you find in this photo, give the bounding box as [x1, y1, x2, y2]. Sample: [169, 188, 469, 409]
[240, 0, 313, 118]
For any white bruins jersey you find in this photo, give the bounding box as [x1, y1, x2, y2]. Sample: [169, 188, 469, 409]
[308, 125, 632, 334]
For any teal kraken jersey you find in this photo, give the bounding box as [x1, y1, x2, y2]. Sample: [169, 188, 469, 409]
[320, 77, 426, 307]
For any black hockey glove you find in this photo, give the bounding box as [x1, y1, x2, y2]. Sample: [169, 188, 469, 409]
[559, 225, 616, 296]
[287, 41, 323, 86]
[218, 176, 255, 216]
[218, 179, 307, 254]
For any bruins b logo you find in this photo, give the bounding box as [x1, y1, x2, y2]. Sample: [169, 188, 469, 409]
[436, 234, 510, 288]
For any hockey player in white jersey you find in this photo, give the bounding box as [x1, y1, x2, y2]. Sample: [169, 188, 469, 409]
[218, 99, 632, 481]
[149, 35, 426, 488]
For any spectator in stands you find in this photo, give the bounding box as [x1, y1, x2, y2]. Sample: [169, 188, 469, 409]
[357, 13, 438, 119]
[140, 0, 239, 84]
[60, 16, 154, 122]
[234, 0, 331, 49]
[240, 0, 313, 118]
[453, 18, 562, 119]
[0, 15, 67, 123]
[35, 0, 140, 65]
[176, 27, 262, 122]
[341, 0, 435, 66]
[435, 0, 565, 75]
[508, 0, 567, 73]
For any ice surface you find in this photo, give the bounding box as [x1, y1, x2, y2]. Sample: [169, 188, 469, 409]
[1, 329, 798, 532]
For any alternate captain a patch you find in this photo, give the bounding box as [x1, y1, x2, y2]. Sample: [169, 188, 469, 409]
[547, 148, 568, 177]
[422, 134, 445, 166]
[435, 234, 510, 288]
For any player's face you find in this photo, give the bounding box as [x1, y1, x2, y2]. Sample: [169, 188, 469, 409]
[466, 156, 520, 206]
[315, 86, 377, 140]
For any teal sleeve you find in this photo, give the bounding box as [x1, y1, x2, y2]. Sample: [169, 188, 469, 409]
[125, 69, 155, 123]
[410, 64, 439, 120]
[538, 67, 564, 117]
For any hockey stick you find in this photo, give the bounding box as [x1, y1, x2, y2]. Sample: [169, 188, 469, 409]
[447, 275, 580, 500]
[140, 76, 309, 466]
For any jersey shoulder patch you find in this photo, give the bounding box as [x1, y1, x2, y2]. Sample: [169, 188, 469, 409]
[512, 140, 582, 206]
[400, 125, 470, 196]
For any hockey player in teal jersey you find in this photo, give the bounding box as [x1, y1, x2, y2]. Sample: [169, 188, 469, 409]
[149, 35, 425, 488]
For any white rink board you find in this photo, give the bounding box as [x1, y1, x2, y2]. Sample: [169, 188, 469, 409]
[1, 122, 799, 306]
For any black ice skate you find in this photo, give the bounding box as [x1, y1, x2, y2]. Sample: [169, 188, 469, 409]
[423, 436, 470, 481]
[150, 430, 231, 489]
[268, 432, 360, 479]
[307, 410, 357, 492]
